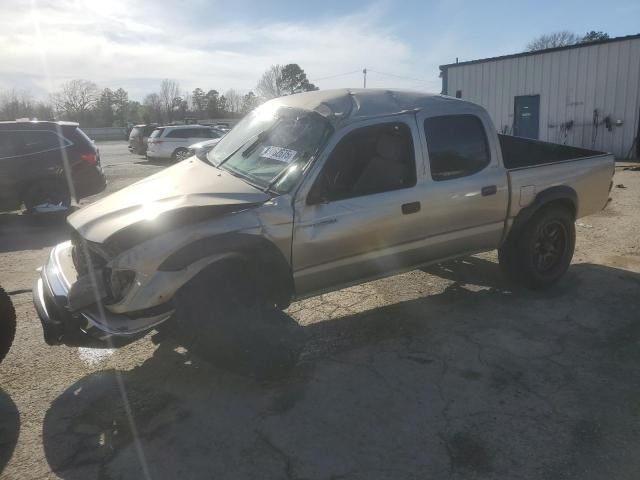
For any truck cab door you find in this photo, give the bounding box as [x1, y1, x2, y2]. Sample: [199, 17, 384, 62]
[291, 115, 428, 297]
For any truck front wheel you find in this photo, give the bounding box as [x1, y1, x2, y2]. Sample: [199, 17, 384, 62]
[168, 261, 302, 378]
[499, 205, 576, 290]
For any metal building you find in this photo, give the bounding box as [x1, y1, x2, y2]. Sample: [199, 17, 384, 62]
[439, 34, 640, 158]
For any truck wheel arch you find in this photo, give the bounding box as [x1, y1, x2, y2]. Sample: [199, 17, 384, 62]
[506, 185, 577, 244]
[159, 233, 294, 309]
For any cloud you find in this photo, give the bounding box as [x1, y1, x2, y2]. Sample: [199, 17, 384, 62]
[0, 0, 442, 100]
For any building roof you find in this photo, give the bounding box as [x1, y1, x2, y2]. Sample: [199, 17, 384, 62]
[440, 33, 640, 71]
[267, 88, 479, 127]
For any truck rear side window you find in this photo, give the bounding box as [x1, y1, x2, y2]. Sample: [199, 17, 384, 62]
[424, 115, 490, 181]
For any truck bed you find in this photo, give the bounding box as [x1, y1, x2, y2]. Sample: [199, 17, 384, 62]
[498, 134, 604, 170]
[500, 135, 615, 223]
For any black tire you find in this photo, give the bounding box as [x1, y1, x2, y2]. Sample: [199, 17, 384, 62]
[499, 205, 575, 290]
[23, 179, 71, 214]
[172, 148, 190, 162]
[169, 261, 302, 379]
[0, 287, 17, 364]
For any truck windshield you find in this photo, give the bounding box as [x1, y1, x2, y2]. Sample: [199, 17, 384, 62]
[207, 104, 332, 194]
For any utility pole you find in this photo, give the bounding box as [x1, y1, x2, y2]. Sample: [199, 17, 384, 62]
[363, 68, 367, 88]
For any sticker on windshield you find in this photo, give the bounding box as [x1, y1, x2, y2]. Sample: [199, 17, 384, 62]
[260, 146, 297, 163]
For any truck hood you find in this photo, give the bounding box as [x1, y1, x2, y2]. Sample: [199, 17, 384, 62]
[68, 158, 270, 244]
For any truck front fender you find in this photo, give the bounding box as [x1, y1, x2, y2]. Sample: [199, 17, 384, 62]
[159, 233, 294, 309]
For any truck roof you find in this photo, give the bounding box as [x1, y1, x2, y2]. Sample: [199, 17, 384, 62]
[269, 88, 485, 127]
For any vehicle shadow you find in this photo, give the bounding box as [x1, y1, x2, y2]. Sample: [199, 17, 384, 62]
[0, 388, 20, 476]
[41, 261, 640, 479]
[133, 158, 171, 167]
[0, 213, 70, 253]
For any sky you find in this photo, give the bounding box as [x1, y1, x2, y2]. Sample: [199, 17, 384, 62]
[1, 0, 638, 102]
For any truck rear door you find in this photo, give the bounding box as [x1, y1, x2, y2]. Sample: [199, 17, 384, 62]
[414, 110, 509, 260]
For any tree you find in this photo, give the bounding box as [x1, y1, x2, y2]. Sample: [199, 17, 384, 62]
[96, 88, 115, 127]
[256, 64, 318, 99]
[240, 91, 260, 114]
[280, 64, 318, 95]
[205, 89, 220, 118]
[159, 79, 180, 122]
[526, 31, 581, 51]
[583, 31, 609, 42]
[172, 96, 189, 119]
[0, 89, 35, 120]
[143, 92, 163, 123]
[112, 88, 129, 126]
[192, 88, 206, 116]
[52, 79, 99, 121]
[256, 65, 284, 99]
[33, 101, 54, 121]
[217, 95, 229, 114]
[126, 100, 142, 124]
[224, 89, 242, 113]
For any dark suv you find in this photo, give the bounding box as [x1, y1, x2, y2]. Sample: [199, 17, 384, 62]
[128, 123, 158, 155]
[0, 121, 106, 213]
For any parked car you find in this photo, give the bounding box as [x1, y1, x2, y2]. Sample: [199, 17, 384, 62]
[128, 123, 158, 155]
[146, 125, 224, 161]
[0, 287, 16, 363]
[187, 137, 222, 160]
[0, 121, 106, 213]
[32, 89, 614, 348]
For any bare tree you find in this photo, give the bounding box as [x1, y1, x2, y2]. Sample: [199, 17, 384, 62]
[159, 79, 180, 122]
[52, 79, 99, 119]
[526, 31, 581, 51]
[0, 89, 34, 120]
[224, 89, 243, 113]
[256, 65, 284, 99]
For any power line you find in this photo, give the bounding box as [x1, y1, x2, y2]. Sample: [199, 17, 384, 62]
[367, 69, 431, 84]
[310, 70, 361, 82]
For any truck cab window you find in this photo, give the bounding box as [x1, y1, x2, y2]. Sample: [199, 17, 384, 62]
[424, 115, 490, 181]
[313, 122, 416, 202]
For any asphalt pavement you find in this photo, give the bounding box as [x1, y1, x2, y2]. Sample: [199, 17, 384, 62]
[0, 143, 639, 479]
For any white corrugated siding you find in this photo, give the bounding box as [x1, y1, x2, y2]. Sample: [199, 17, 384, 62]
[445, 37, 640, 158]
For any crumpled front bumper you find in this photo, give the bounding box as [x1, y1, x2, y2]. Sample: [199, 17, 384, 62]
[33, 242, 173, 345]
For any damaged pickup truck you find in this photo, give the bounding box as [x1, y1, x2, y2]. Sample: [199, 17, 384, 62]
[33, 89, 615, 346]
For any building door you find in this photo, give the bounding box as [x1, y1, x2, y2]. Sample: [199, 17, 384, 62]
[513, 95, 540, 139]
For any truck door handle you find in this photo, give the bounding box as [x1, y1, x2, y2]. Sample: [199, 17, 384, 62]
[481, 185, 497, 196]
[401, 202, 421, 214]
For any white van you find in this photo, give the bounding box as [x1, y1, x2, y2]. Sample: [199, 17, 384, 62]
[146, 125, 223, 161]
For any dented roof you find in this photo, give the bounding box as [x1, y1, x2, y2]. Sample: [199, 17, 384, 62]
[268, 88, 479, 127]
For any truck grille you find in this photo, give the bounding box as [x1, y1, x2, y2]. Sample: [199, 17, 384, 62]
[70, 231, 108, 276]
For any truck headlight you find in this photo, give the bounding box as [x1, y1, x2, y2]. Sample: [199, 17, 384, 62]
[105, 269, 136, 303]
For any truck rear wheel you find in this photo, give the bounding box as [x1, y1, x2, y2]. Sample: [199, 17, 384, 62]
[0, 287, 16, 364]
[499, 205, 575, 290]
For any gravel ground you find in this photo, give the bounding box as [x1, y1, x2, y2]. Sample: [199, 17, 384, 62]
[0, 142, 639, 479]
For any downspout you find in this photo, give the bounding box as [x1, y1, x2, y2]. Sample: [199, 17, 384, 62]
[439, 67, 448, 96]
